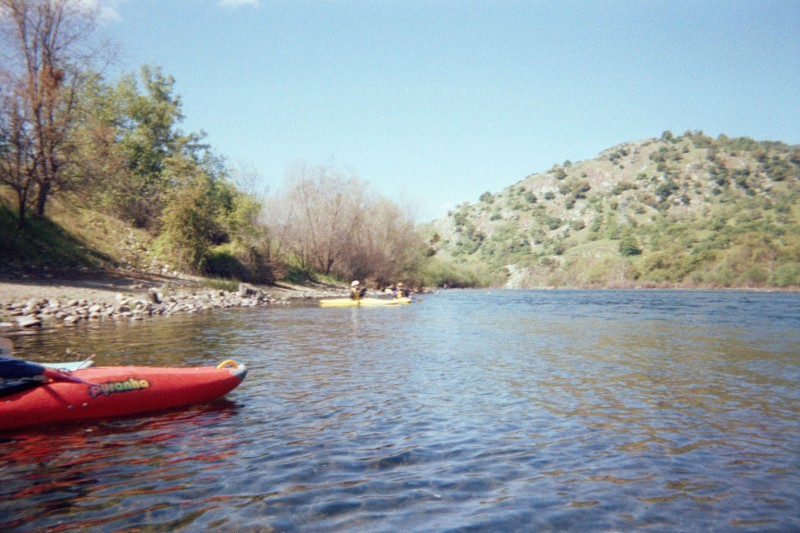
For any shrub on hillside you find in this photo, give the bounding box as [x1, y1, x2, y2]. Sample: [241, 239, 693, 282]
[619, 234, 641, 256]
[203, 248, 249, 281]
[202, 244, 275, 283]
[770, 264, 800, 287]
[420, 258, 489, 288]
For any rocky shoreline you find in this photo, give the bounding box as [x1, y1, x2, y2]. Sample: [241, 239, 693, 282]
[0, 277, 345, 331]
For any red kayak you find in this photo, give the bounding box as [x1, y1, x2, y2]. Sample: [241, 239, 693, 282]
[0, 361, 247, 431]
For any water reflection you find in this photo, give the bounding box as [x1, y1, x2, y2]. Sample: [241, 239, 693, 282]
[1, 290, 799, 531]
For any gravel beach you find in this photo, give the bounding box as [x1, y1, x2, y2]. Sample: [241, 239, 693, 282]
[0, 271, 343, 331]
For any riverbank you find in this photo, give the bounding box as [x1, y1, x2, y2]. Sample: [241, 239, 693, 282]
[0, 270, 345, 331]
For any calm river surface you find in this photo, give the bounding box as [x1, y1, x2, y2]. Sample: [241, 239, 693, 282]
[1, 290, 799, 532]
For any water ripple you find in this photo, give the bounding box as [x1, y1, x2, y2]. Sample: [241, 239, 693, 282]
[1, 290, 798, 531]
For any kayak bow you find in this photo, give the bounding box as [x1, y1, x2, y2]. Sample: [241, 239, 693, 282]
[0, 361, 247, 431]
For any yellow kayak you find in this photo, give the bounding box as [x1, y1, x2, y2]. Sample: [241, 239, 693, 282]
[320, 297, 411, 308]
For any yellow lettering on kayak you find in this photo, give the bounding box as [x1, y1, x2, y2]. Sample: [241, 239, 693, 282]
[89, 378, 150, 398]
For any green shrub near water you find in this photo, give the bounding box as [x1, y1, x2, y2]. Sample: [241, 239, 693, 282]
[420, 257, 491, 288]
[203, 246, 250, 281]
[770, 264, 800, 287]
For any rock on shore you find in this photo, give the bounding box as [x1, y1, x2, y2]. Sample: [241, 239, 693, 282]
[0, 283, 293, 330]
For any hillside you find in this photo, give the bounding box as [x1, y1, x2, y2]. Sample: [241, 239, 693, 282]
[429, 131, 800, 289]
[0, 192, 170, 277]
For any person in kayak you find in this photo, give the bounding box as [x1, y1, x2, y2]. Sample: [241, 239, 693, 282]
[0, 339, 44, 380]
[1, 355, 94, 399]
[393, 282, 410, 299]
[350, 280, 366, 300]
[1, 338, 96, 391]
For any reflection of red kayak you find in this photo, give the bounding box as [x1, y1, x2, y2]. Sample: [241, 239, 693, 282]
[0, 361, 247, 431]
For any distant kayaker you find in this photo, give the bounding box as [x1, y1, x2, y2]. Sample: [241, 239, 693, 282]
[350, 280, 366, 300]
[393, 282, 410, 299]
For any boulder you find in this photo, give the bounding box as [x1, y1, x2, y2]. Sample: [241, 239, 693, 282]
[238, 283, 259, 297]
[16, 315, 42, 328]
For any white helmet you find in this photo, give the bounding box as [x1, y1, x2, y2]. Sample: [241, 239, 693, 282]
[351, 280, 360, 287]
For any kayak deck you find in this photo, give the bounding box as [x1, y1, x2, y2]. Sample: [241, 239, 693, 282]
[36, 360, 95, 371]
[0, 362, 247, 431]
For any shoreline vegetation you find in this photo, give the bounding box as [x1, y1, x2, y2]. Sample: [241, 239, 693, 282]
[2, 267, 796, 336]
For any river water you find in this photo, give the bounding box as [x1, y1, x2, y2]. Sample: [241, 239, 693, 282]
[1, 290, 798, 532]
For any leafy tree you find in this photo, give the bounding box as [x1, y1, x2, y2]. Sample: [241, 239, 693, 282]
[76, 66, 205, 228]
[157, 172, 217, 272]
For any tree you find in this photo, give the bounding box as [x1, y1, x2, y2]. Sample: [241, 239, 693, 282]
[158, 172, 217, 272]
[265, 164, 365, 276]
[0, 0, 106, 225]
[346, 197, 423, 285]
[0, 86, 34, 227]
[74, 65, 202, 228]
[153, 151, 269, 276]
[263, 163, 423, 282]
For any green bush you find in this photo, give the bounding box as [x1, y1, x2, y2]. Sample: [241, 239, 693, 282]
[770, 263, 800, 287]
[157, 175, 218, 272]
[619, 234, 641, 256]
[203, 249, 249, 280]
[420, 257, 488, 288]
[741, 267, 768, 284]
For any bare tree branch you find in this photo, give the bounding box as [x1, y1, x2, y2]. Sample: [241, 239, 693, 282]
[0, 0, 108, 225]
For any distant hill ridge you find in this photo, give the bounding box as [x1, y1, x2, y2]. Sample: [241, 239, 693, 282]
[430, 131, 800, 289]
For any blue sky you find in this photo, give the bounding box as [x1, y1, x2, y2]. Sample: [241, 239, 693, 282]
[100, 0, 800, 222]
